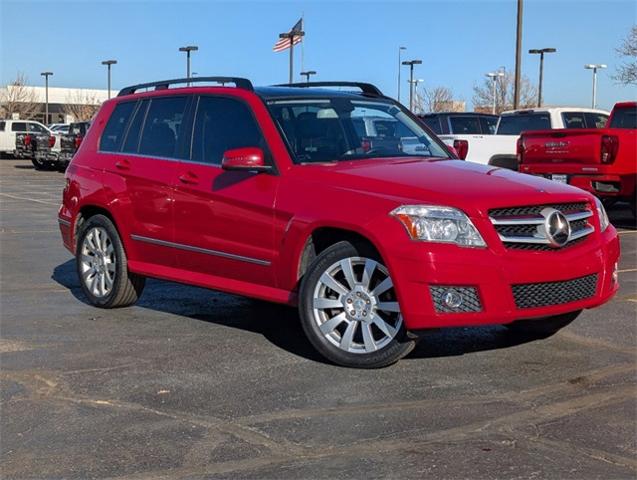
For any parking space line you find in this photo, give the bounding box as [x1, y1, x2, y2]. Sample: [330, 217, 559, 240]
[618, 268, 637, 273]
[0, 192, 58, 206]
[617, 230, 637, 235]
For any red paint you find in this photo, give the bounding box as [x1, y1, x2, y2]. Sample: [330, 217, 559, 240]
[519, 102, 636, 204]
[59, 85, 620, 330]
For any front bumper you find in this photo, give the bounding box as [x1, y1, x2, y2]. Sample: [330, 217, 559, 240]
[382, 224, 620, 330]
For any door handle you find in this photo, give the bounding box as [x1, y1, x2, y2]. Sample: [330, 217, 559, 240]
[115, 159, 131, 170]
[178, 172, 199, 185]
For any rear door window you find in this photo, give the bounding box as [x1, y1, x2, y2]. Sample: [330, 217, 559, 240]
[100, 101, 136, 152]
[449, 116, 481, 134]
[585, 112, 609, 128]
[138, 96, 189, 159]
[190, 96, 265, 165]
[11, 122, 27, 132]
[421, 116, 441, 134]
[480, 116, 498, 134]
[561, 112, 587, 129]
[497, 113, 551, 135]
[122, 100, 149, 153]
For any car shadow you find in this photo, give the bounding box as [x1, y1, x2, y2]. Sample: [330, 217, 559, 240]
[14, 164, 35, 170]
[608, 202, 636, 230]
[53, 259, 538, 366]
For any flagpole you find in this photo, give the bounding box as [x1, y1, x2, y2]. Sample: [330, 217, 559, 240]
[289, 42, 294, 83]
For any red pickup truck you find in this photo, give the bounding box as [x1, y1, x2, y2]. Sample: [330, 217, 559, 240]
[518, 102, 636, 216]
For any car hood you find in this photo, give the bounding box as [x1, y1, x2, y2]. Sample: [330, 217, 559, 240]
[291, 158, 592, 216]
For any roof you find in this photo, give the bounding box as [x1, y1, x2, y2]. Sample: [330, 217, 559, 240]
[254, 86, 389, 101]
[501, 107, 610, 115]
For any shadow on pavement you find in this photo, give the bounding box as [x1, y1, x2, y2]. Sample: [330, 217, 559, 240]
[52, 259, 538, 366]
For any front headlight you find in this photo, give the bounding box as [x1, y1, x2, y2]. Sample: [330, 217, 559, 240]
[390, 205, 486, 247]
[594, 197, 610, 232]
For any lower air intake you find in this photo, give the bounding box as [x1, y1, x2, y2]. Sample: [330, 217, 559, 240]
[512, 274, 598, 309]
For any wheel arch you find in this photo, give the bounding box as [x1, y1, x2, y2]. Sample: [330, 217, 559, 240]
[74, 204, 121, 253]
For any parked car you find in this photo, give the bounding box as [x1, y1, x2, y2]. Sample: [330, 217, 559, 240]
[419, 112, 499, 136]
[58, 77, 619, 368]
[58, 121, 90, 170]
[50, 123, 70, 135]
[0, 119, 51, 158]
[439, 107, 610, 170]
[15, 130, 57, 169]
[519, 101, 636, 216]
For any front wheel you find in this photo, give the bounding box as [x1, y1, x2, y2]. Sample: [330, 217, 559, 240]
[76, 214, 145, 308]
[299, 241, 416, 368]
[505, 310, 581, 337]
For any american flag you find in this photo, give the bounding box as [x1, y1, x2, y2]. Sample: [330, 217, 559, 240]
[273, 18, 303, 52]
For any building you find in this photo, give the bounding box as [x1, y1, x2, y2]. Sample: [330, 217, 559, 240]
[0, 85, 111, 124]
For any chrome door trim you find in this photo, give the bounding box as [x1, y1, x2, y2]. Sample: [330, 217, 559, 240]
[130, 234, 271, 266]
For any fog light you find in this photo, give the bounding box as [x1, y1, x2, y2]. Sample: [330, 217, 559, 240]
[430, 286, 482, 313]
[444, 289, 463, 308]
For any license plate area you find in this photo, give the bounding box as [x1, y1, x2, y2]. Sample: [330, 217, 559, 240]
[550, 174, 568, 184]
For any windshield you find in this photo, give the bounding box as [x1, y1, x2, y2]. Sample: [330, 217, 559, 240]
[497, 113, 551, 135]
[268, 98, 450, 163]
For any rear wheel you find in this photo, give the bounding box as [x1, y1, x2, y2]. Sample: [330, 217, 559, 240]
[506, 310, 581, 337]
[299, 241, 416, 368]
[76, 214, 145, 308]
[31, 157, 48, 170]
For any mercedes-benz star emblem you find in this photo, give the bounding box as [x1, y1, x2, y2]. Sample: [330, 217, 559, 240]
[541, 208, 571, 248]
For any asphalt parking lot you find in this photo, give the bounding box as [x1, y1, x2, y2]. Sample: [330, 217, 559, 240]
[1, 158, 635, 479]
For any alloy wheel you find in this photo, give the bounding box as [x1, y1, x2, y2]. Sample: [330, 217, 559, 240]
[79, 227, 116, 298]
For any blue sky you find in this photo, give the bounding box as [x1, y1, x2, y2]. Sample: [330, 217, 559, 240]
[1, 0, 635, 111]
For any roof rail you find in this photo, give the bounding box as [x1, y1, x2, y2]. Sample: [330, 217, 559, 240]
[117, 77, 254, 97]
[275, 81, 383, 97]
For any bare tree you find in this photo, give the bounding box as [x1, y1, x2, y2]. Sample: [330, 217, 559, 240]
[613, 25, 637, 86]
[63, 91, 102, 121]
[416, 86, 458, 113]
[0, 72, 39, 119]
[472, 71, 537, 113]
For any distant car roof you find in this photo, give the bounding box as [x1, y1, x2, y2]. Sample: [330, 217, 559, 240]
[419, 112, 498, 118]
[613, 101, 637, 108]
[501, 107, 610, 115]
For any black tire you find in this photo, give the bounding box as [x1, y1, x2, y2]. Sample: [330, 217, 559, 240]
[489, 155, 519, 171]
[31, 157, 48, 170]
[299, 241, 416, 368]
[506, 310, 581, 337]
[76, 214, 145, 308]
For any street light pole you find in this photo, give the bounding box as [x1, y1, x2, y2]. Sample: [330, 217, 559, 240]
[529, 48, 556, 107]
[179, 46, 199, 85]
[40, 71, 53, 124]
[584, 64, 607, 109]
[101, 60, 117, 99]
[486, 71, 505, 114]
[513, 0, 523, 109]
[300, 70, 316, 83]
[397, 46, 406, 103]
[407, 79, 425, 112]
[402, 59, 422, 112]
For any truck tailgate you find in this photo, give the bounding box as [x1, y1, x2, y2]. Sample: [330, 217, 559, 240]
[520, 129, 606, 165]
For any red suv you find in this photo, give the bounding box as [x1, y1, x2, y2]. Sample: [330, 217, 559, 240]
[58, 77, 620, 368]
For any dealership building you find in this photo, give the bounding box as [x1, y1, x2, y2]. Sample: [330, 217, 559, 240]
[0, 85, 111, 124]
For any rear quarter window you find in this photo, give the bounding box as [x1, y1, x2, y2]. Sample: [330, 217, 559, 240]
[11, 122, 27, 132]
[585, 113, 609, 129]
[421, 116, 441, 134]
[449, 116, 481, 135]
[100, 101, 136, 152]
[138, 96, 190, 159]
[562, 112, 587, 129]
[0, 121, 5, 131]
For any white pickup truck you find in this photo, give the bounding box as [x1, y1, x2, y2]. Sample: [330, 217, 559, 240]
[439, 107, 609, 169]
[0, 119, 62, 160]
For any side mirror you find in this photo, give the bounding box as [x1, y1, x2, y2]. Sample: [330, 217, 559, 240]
[221, 147, 271, 172]
[453, 139, 469, 160]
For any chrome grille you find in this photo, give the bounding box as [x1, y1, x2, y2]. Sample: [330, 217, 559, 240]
[489, 202, 594, 250]
[512, 274, 598, 309]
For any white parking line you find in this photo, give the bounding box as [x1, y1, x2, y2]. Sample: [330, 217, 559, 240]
[0, 192, 58, 206]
